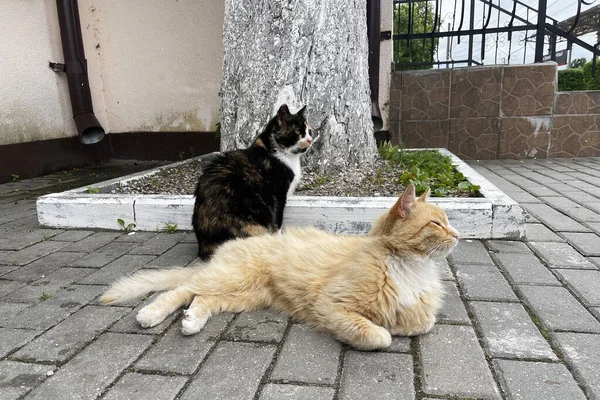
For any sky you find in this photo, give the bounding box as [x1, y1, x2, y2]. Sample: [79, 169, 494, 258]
[406, 0, 598, 68]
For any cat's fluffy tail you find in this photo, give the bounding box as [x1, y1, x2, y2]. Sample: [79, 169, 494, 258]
[99, 267, 200, 305]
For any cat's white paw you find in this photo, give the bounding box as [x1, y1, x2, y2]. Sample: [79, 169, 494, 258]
[181, 309, 207, 335]
[136, 306, 167, 328]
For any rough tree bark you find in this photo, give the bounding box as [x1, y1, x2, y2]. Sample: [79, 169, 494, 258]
[220, 0, 377, 173]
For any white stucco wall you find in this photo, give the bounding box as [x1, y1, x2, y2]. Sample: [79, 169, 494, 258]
[379, 0, 394, 131]
[0, 0, 76, 146]
[0, 0, 224, 146]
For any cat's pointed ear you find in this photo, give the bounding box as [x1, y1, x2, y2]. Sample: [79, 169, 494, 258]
[418, 188, 430, 202]
[298, 106, 307, 116]
[277, 104, 291, 122]
[393, 184, 416, 218]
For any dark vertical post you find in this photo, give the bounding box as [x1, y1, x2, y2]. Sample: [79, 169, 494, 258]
[467, 0, 475, 65]
[367, 0, 383, 130]
[534, 0, 547, 62]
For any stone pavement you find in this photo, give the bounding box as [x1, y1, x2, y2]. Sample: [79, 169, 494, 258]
[0, 157, 599, 399]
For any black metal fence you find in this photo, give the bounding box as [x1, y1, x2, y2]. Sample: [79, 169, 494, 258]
[393, 0, 600, 72]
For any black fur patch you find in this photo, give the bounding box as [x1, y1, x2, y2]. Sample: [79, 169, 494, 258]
[192, 104, 311, 260]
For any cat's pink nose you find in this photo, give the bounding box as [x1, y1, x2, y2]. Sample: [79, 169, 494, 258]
[306, 137, 313, 144]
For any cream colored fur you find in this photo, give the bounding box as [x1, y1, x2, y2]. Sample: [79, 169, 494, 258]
[100, 184, 459, 350]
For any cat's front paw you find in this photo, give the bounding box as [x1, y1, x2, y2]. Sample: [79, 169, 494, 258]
[137, 306, 167, 328]
[181, 309, 207, 335]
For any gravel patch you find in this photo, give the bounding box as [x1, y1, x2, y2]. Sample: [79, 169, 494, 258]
[111, 157, 407, 197]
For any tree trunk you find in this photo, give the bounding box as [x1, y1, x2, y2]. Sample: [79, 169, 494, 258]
[220, 0, 377, 173]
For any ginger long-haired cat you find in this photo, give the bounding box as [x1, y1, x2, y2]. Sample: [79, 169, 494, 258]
[100, 184, 459, 350]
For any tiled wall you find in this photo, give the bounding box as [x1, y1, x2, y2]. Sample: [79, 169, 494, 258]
[388, 63, 600, 159]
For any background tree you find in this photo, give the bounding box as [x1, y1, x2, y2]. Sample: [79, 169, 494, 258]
[220, 0, 377, 173]
[394, 1, 439, 70]
[570, 58, 586, 69]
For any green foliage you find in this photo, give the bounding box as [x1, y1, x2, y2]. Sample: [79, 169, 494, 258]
[86, 186, 100, 194]
[11, 174, 20, 182]
[117, 218, 136, 233]
[39, 292, 52, 302]
[570, 58, 586, 69]
[164, 222, 178, 234]
[558, 68, 586, 91]
[378, 142, 480, 197]
[393, 2, 440, 70]
[582, 61, 600, 90]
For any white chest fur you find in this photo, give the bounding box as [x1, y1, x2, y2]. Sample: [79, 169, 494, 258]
[386, 257, 442, 307]
[275, 152, 302, 198]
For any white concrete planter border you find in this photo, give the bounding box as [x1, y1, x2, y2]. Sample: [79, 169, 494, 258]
[37, 149, 526, 239]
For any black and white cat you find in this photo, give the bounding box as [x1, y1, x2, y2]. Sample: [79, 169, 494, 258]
[192, 104, 313, 260]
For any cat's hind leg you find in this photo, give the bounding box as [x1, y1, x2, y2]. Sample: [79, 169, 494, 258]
[181, 291, 270, 335]
[325, 310, 392, 350]
[137, 286, 195, 328]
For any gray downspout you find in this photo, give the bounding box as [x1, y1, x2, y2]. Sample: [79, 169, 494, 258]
[51, 0, 105, 144]
[367, 0, 384, 132]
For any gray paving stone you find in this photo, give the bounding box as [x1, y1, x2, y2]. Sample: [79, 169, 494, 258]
[563, 206, 600, 224]
[61, 232, 120, 253]
[561, 232, 600, 256]
[556, 269, 600, 307]
[529, 242, 596, 269]
[109, 292, 181, 334]
[2, 252, 86, 283]
[588, 222, 600, 235]
[26, 332, 153, 400]
[0, 361, 56, 400]
[0, 328, 38, 358]
[0, 262, 21, 276]
[524, 185, 560, 197]
[128, 233, 188, 255]
[181, 232, 197, 243]
[77, 255, 156, 285]
[0, 280, 26, 297]
[487, 240, 531, 253]
[114, 231, 158, 242]
[259, 384, 335, 400]
[471, 301, 556, 359]
[494, 359, 585, 400]
[541, 196, 585, 210]
[0, 241, 70, 266]
[67, 242, 138, 268]
[519, 285, 600, 333]
[437, 280, 470, 324]
[504, 189, 544, 203]
[271, 324, 341, 385]
[419, 324, 500, 399]
[224, 310, 288, 343]
[103, 373, 188, 400]
[553, 332, 600, 399]
[49, 230, 94, 242]
[136, 312, 233, 374]
[437, 259, 453, 280]
[4, 267, 95, 304]
[339, 351, 413, 400]
[525, 223, 565, 242]
[145, 243, 198, 268]
[454, 264, 518, 301]
[0, 229, 63, 251]
[493, 252, 560, 285]
[386, 336, 412, 353]
[590, 256, 600, 268]
[180, 341, 276, 400]
[522, 204, 590, 232]
[2, 285, 106, 330]
[448, 240, 494, 265]
[12, 305, 129, 363]
[0, 302, 30, 325]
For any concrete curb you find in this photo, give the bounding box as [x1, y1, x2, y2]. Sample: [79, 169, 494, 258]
[36, 149, 526, 239]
